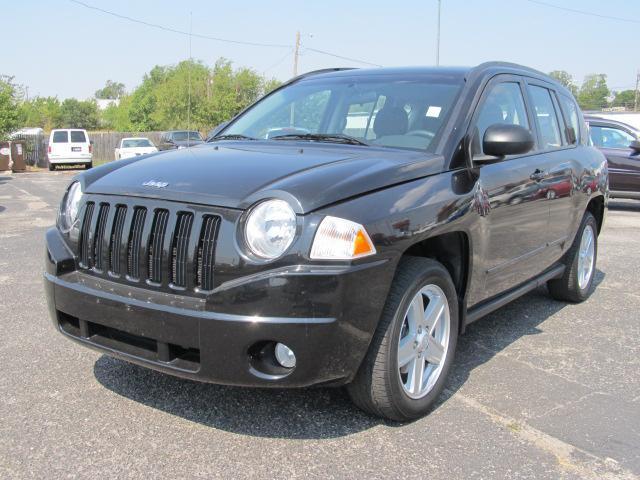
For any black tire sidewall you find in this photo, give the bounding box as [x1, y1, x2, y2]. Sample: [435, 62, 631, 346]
[570, 214, 598, 300]
[386, 264, 459, 419]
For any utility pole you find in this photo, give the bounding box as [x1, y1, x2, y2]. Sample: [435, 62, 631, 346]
[436, 0, 441, 66]
[187, 11, 192, 133]
[635, 71, 640, 112]
[293, 31, 301, 77]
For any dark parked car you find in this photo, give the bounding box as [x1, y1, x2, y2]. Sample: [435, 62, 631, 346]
[45, 63, 607, 421]
[157, 130, 204, 151]
[585, 115, 640, 199]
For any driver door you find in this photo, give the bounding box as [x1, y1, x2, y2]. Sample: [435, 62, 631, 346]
[468, 76, 551, 303]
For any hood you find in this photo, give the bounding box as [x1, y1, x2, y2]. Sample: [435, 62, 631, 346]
[84, 142, 444, 213]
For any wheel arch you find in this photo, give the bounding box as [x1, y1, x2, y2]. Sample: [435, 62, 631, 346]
[402, 231, 471, 333]
[586, 195, 605, 234]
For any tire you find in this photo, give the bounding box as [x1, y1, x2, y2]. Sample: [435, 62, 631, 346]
[48, 163, 55, 171]
[347, 256, 459, 421]
[547, 211, 598, 303]
[85, 162, 93, 170]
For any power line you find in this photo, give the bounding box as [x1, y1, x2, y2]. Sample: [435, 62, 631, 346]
[69, 0, 292, 48]
[523, 0, 640, 24]
[69, 1, 383, 71]
[305, 48, 382, 67]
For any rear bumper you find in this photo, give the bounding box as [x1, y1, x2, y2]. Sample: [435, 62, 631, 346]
[48, 156, 92, 164]
[44, 227, 394, 387]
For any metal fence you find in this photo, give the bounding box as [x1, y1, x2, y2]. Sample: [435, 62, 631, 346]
[11, 132, 47, 168]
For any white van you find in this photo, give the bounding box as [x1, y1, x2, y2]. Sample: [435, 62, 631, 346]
[47, 129, 92, 170]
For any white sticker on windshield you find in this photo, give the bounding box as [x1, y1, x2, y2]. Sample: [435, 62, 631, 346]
[426, 106, 442, 118]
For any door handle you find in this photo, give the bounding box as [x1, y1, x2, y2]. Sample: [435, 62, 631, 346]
[530, 169, 547, 181]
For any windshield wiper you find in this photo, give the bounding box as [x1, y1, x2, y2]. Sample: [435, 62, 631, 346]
[208, 134, 257, 142]
[271, 133, 368, 146]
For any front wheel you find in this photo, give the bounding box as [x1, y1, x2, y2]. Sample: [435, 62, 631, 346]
[547, 211, 598, 302]
[347, 257, 458, 421]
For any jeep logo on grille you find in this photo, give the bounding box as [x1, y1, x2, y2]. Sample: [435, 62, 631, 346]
[142, 180, 169, 188]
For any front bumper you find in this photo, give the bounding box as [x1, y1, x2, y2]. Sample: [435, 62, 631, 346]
[45, 227, 394, 387]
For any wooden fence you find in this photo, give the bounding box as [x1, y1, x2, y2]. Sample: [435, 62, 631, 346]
[88, 132, 164, 163]
[10, 131, 166, 167]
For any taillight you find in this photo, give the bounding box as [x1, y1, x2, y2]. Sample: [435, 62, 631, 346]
[48, 146, 51, 153]
[89, 144, 93, 154]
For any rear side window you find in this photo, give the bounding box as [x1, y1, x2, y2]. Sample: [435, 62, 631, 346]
[70, 131, 87, 143]
[558, 95, 580, 144]
[474, 82, 529, 155]
[528, 85, 562, 150]
[52, 131, 68, 143]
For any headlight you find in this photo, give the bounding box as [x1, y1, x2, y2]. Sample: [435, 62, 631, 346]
[244, 199, 297, 259]
[58, 181, 83, 232]
[310, 216, 376, 260]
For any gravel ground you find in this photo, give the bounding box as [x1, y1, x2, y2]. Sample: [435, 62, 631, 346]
[1, 171, 638, 479]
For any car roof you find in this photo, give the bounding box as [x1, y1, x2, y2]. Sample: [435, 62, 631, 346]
[584, 115, 640, 131]
[293, 62, 572, 97]
[121, 137, 150, 141]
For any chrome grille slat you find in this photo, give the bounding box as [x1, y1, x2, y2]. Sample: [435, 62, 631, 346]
[79, 203, 95, 268]
[93, 204, 110, 271]
[148, 209, 169, 284]
[109, 205, 127, 274]
[196, 216, 220, 291]
[171, 213, 193, 288]
[127, 208, 147, 280]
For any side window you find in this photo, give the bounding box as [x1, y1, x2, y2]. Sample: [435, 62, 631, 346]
[474, 82, 529, 155]
[558, 94, 580, 144]
[589, 126, 636, 149]
[528, 85, 563, 150]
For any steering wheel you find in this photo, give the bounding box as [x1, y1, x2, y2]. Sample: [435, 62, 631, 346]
[406, 130, 435, 140]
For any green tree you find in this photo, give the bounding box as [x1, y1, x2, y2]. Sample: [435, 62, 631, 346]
[610, 90, 636, 109]
[549, 70, 578, 97]
[98, 58, 281, 132]
[0, 76, 21, 139]
[18, 97, 62, 130]
[95, 80, 126, 99]
[101, 95, 132, 131]
[60, 98, 99, 129]
[577, 74, 610, 111]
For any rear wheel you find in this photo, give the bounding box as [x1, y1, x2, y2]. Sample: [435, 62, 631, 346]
[547, 211, 597, 302]
[347, 257, 458, 421]
[48, 163, 55, 171]
[85, 162, 93, 170]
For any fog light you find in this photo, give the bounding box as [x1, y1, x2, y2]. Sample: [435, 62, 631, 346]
[274, 343, 296, 368]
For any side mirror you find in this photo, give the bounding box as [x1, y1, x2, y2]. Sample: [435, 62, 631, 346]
[90, 140, 94, 145]
[478, 124, 535, 162]
[630, 140, 640, 154]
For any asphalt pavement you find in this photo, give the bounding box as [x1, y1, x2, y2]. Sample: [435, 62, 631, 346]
[0, 171, 638, 479]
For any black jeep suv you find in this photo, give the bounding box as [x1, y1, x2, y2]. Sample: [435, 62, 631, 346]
[44, 63, 607, 421]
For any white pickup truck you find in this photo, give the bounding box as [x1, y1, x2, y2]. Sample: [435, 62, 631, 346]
[114, 137, 158, 160]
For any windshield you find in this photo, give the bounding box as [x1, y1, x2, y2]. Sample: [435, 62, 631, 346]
[173, 131, 202, 141]
[122, 138, 153, 148]
[221, 74, 463, 151]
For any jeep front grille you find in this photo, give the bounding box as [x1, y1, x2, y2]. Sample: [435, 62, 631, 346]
[77, 198, 221, 293]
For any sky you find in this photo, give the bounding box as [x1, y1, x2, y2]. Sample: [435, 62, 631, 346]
[4, 0, 639, 99]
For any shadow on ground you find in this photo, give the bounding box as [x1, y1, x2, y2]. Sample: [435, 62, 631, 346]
[94, 271, 605, 439]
